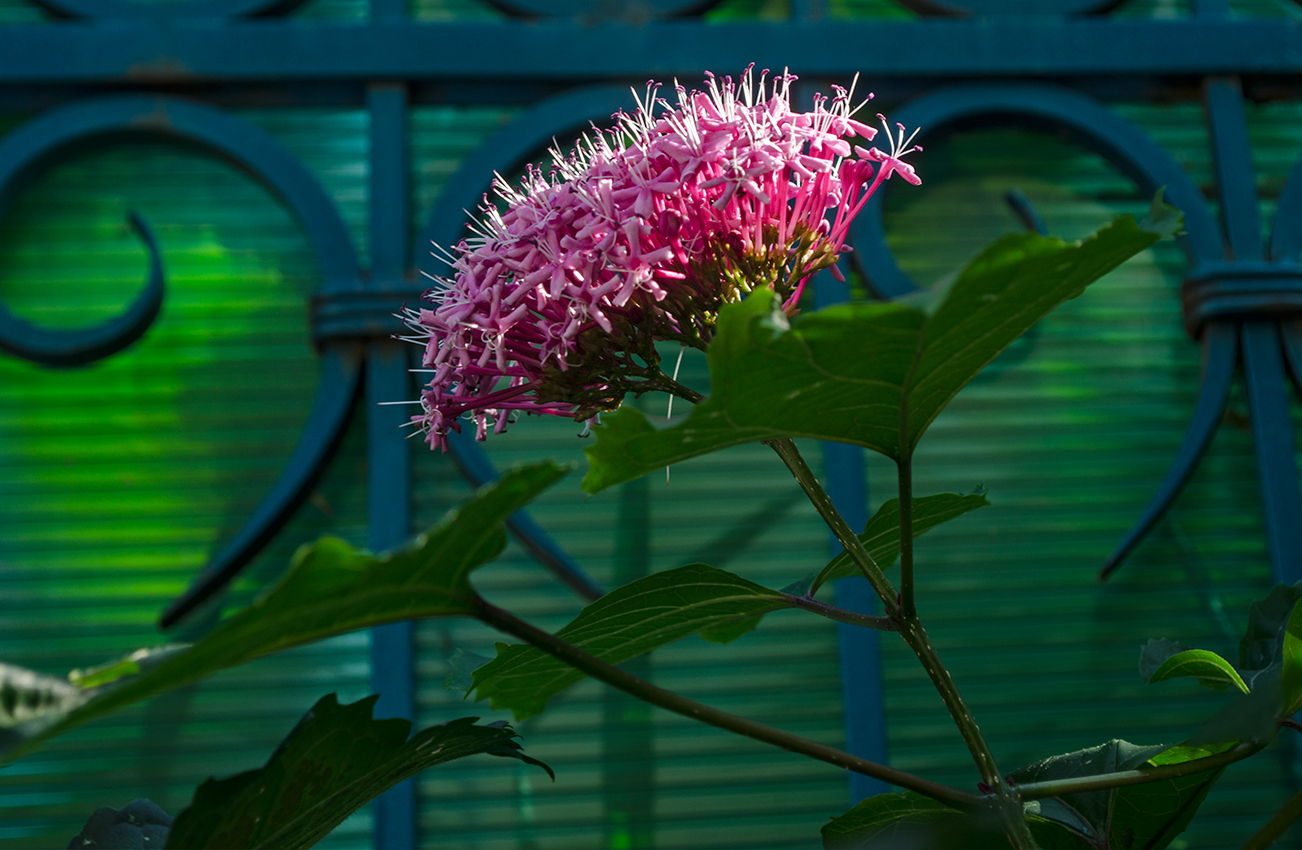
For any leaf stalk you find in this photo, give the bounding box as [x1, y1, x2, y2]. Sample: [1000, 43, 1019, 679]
[1014, 742, 1263, 801]
[784, 594, 897, 631]
[472, 594, 978, 810]
[898, 452, 916, 618]
[765, 437, 1037, 849]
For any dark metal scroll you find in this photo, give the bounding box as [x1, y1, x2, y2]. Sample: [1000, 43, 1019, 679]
[0, 94, 380, 629]
[850, 80, 1302, 585]
[0, 210, 162, 368]
[481, 0, 723, 20]
[0, 95, 366, 627]
[32, 0, 310, 20]
[415, 85, 642, 603]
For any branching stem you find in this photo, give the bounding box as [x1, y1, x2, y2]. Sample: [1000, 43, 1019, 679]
[762, 438, 901, 617]
[472, 595, 978, 810]
[765, 436, 1037, 850]
[785, 594, 897, 631]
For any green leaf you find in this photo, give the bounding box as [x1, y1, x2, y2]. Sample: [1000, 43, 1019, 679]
[820, 793, 1088, 850]
[1281, 598, 1302, 716]
[471, 563, 793, 720]
[583, 209, 1173, 492]
[0, 462, 569, 764]
[165, 693, 551, 850]
[1139, 638, 1188, 683]
[1146, 649, 1249, 694]
[1238, 582, 1302, 687]
[1009, 739, 1228, 850]
[821, 792, 964, 849]
[812, 492, 990, 591]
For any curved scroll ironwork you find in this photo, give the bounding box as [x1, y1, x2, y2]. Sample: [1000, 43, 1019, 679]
[0, 94, 366, 627]
[890, 0, 1124, 16]
[32, 0, 309, 20]
[414, 85, 637, 602]
[480, 0, 723, 19]
[1097, 322, 1238, 580]
[849, 81, 1302, 584]
[850, 83, 1221, 298]
[160, 345, 364, 627]
[0, 210, 162, 367]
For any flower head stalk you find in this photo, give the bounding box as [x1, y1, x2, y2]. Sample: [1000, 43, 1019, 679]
[402, 66, 921, 449]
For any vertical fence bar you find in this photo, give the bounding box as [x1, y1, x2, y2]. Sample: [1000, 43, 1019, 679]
[604, 469, 656, 849]
[816, 267, 889, 803]
[1204, 76, 1262, 262]
[1241, 322, 1302, 586]
[367, 75, 418, 850]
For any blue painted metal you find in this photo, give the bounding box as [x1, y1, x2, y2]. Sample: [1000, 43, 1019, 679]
[0, 210, 162, 368]
[2, 20, 1302, 83]
[30, 0, 308, 20]
[0, 93, 383, 628]
[483, 0, 724, 20]
[5, 0, 1302, 836]
[814, 265, 888, 803]
[1098, 323, 1238, 581]
[1205, 77, 1261, 262]
[414, 84, 624, 604]
[366, 78, 418, 850]
[1004, 189, 1047, 237]
[367, 347, 417, 850]
[160, 345, 364, 628]
[851, 82, 1222, 298]
[1241, 322, 1302, 586]
[1180, 262, 1302, 337]
[447, 428, 606, 602]
[415, 84, 635, 276]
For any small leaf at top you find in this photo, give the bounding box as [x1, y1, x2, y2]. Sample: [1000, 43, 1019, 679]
[1139, 638, 1188, 683]
[0, 463, 568, 765]
[583, 208, 1174, 493]
[471, 563, 794, 720]
[165, 693, 550, 850]
[812, 492, 989, 592]
[1147, 649, 1249, 694]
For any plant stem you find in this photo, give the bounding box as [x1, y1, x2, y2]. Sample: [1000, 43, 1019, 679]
[1016, 742, 1263, 800]
[472, 595, 979, 811]
[762, 438, 901, 618]
[657, 373, 704, 404]
[1242, 782, 1302, 850]
[784, 594, 897, 631]
[897, 453, 916, 618]
[765, 437, 1038, 850]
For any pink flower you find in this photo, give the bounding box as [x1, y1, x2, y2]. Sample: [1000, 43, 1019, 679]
[402, 67, 921, 450]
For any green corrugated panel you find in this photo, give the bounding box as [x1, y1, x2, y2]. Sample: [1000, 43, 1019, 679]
[0, 114, 373, 848]
[867, 109, 1295, 848]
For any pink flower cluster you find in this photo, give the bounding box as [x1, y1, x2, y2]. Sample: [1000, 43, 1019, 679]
[403, 67, 921, 450]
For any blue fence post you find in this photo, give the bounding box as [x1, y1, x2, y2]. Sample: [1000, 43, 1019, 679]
[816, 266, 890, 803]
[366, 72, 419, 849]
